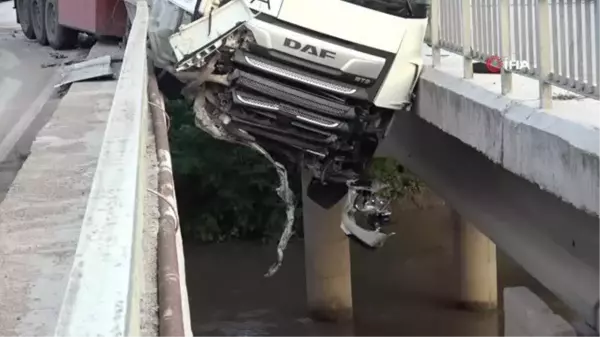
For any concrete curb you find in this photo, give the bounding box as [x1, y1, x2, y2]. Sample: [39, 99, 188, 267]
[417, 67, 599, 216]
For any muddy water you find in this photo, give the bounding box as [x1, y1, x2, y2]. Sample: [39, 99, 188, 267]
[184, 192, 571, 336]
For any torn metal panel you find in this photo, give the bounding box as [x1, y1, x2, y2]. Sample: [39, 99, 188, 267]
[55, 55, 114, 87]
[341, 180, 395, 248]
[168, 0, 254, 69]
[190, 85, 296, 277]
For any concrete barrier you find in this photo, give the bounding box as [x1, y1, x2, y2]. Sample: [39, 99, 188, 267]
[417, 66, 599, 217]
[504, 287, 576, 336]
[53, 2, 150, 336]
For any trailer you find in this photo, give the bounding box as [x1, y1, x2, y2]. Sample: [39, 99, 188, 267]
[14, 0, 128, 50]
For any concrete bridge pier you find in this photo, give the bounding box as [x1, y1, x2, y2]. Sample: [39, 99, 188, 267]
[301, 171, 354, 323]
[452, 210, 498, 311]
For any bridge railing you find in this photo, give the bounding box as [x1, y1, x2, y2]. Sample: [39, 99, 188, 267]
[53, 2, 150, 336]
[427, 0, 599, 108]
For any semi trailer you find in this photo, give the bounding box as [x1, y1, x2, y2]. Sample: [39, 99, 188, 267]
[14, 0, 127, 49]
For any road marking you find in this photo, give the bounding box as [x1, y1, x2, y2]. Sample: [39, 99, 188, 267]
[0, 72, 58, 162]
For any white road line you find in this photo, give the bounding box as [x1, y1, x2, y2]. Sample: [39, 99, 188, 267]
[0, 72, 58, 162]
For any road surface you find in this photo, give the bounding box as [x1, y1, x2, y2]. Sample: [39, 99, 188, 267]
[0, 1, 85, 201]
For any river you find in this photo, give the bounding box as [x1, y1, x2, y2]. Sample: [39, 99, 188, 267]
[183, 191, 573, 336]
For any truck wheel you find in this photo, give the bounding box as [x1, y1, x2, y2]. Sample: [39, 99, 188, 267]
[45, 0, 77, 50]
[17, 0, 36, 40]
[30, 0, 47, 45]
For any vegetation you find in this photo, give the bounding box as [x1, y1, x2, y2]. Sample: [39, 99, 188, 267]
[367, 157, 423, 201]
[167, 99, 421, 243]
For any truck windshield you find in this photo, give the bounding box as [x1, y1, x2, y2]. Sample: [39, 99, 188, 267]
[339, 0, 428, 19]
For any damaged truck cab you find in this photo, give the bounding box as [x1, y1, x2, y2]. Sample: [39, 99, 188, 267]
[158, 0, 428, 261]
[168, 0, 428, 198]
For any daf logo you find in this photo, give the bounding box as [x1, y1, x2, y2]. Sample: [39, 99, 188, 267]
[283, 38, 336, 59]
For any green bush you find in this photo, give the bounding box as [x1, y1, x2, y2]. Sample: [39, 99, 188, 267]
[167, 99, 292, 243]
[367, 157, 423, 201]
[167, 99, 421, 243]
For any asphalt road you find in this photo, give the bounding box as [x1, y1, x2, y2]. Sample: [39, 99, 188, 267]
[0, 1, 85, 200]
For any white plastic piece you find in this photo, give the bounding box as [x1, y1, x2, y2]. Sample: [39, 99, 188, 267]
[340, 182, 395, 248]
[168, 0, 254, 63]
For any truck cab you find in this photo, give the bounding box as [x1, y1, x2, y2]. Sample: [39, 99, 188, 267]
[168, 0, 429, 196]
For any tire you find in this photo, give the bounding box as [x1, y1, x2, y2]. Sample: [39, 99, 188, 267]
[341, 0, 429, 18]
[16, 0, 36, 39]
[45, 0, 78, 50]
[30, 0, 47, 45]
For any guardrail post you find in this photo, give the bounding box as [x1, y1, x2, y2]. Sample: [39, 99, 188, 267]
[301, 170, 353, 323]
[462, 0, 473, 78]
[500, 0, 512, 94]
[537, 0, 552, 108]
[430, 0, 441, 67]
[452, 210, 498, 310]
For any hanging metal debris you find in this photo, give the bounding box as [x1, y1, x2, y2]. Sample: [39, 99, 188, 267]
[341, 180, 395, 248]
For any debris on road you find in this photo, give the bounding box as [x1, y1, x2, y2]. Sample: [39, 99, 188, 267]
[55, 55, 114, 87]
[49, 51, 68, 59]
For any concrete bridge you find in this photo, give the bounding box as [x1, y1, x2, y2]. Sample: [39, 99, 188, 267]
[0, 0, 597, 336]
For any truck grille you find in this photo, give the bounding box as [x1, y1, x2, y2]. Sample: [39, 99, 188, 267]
[242, 54, 358, 95]
[228, 51, 365, 160]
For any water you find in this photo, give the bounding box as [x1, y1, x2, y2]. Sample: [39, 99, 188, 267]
[183, 192, 573, 336]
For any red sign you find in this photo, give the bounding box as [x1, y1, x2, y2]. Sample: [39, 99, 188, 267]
[485, 55, 503, 73]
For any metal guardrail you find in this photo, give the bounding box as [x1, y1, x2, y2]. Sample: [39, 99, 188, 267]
[428, 0, 599, 108]
[53, 2, 150, 336]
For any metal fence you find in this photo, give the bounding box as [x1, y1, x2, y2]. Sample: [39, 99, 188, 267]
[428, 0, 599, 108]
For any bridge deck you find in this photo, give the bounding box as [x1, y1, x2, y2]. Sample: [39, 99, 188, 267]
[0, 80, 116, 335]
[0, 44, 123, 335]
[417, 45, 599, 216]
